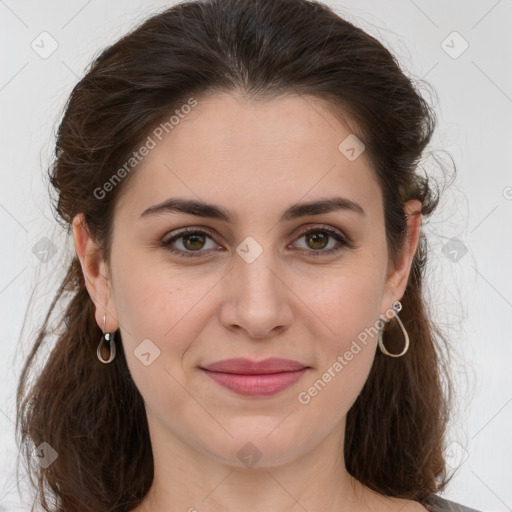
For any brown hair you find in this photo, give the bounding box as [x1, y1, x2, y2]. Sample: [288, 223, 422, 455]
[16, 0, 456, 510]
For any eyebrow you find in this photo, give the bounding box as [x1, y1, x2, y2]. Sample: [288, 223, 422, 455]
[140, 196, 366, 222]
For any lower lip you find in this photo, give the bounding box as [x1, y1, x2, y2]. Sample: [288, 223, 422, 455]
[202, 368, 308, 396]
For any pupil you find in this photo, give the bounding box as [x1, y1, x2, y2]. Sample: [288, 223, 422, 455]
[184, 234, 205, 250]
[307, 232, 327, 250]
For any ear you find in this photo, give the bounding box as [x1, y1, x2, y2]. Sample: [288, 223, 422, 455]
[379, 199, 422, 316]
[72, 213, 119, 332]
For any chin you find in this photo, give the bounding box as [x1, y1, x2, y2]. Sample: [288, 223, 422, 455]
[204, 425, 314, 470]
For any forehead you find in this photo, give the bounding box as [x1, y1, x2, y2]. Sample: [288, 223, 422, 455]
[114, 92, 383, 225]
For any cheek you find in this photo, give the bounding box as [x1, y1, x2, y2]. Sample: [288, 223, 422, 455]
[293, 263, 384, 410]
[111, 252, 220, 373]
[112, 268, 208, 420]
[115, 276, 200, 347]
[297, 262, 384, 349]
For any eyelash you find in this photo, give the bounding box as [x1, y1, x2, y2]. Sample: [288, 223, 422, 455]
[160, 226, 352, 259]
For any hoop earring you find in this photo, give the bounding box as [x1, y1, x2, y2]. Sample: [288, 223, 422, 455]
[97, 313, 117, 364]
[378, 300, 409, 358]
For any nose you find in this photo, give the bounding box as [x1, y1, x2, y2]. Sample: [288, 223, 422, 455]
[219, 248, 293, 339]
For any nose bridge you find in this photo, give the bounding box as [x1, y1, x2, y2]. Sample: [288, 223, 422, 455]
[220, 233, 292, 337]
[234, 233, 282, 300]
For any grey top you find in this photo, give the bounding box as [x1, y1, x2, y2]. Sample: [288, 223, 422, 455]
[427, 494, 482, 512]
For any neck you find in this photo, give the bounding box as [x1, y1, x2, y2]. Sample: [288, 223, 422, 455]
[135, 414, 371, 512]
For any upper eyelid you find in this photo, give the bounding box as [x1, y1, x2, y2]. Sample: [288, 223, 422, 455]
[163, 226, 217, 244]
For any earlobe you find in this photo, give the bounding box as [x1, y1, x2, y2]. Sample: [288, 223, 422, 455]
[72, 213, 119, 332]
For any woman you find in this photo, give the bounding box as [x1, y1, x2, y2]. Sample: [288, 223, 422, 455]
[16, 0, 481, 511]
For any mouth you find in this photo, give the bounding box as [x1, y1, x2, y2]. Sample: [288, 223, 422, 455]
[200, 358, 310, 397]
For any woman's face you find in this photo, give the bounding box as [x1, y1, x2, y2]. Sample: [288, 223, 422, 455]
[75, 92, 420, 469]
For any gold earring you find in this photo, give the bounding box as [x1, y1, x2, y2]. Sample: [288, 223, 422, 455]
[378, 300, 409, 357]
[97, 313, 116, 364]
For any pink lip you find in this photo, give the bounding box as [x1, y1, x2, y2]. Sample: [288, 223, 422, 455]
[200, 358, 309, 397]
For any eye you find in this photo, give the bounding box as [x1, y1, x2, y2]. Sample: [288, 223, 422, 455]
[160, 227, 220, 258]
[290, 226, 351, 257]
[160, 225, 352, 259]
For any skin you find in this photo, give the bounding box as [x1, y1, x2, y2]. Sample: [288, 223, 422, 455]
[73, 92, 426, 512]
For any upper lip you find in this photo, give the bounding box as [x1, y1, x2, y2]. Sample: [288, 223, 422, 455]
[201, 358, 308, 374]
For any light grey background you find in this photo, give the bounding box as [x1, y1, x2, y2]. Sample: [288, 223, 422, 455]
[1, 1, 511, 511]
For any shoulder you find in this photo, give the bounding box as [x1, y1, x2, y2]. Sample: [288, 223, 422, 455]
[368, 495, 430, 512]
[384, 497, 429, 512]
[378, 494, 482, 512]
[425, 494, 483, 512]
[362, 488, 482, 512]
